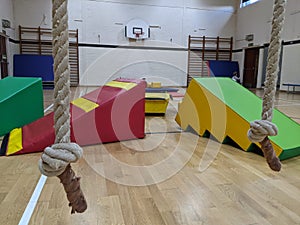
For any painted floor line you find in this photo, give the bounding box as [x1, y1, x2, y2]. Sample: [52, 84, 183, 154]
[18, 105, 53, 225]
[44, 103, 54, 113]
[18, 175, 47, 225]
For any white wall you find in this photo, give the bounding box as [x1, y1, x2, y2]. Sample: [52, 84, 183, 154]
[234, 0, 300, 89]
[235, 0, 300, 47]
[281, 0, 300, 91]
[280, 43, 300, 91]
[80, 42, 187, 86]
[72, 0, 236, 46]
[0, 0, 14, 36]
[12, 0, 52, 29]
[235, 0, 273, 49]
[11, 0, 237, 86]
[0, 0, 15, 77]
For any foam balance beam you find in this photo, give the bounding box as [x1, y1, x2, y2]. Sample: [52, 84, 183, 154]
[146, 87, 179, 93]
[145, 93, 170, 114]
[175, 77, 300, 160]
[1, 78, 146, 156]
[0, 77, 43, 136]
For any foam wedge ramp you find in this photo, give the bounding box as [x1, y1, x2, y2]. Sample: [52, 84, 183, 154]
[175, 77, 300, 160]
[0, 78, 146, 156]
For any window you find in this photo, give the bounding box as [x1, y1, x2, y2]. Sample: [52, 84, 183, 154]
[240, 0, 260, 8]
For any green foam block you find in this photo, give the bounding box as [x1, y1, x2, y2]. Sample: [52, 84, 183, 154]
[195, 77, 300, 160]
[0, 77, 44, 136]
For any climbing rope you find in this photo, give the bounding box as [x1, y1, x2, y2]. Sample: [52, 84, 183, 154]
[38, 0, 87, 214]
[247, 0, 286, 171]
[39, 143, 82, 177]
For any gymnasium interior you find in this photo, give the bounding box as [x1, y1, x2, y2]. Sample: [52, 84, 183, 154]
[0, 0, 300, 224]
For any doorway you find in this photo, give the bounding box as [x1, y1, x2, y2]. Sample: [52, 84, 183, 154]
[0, 35, 8, 79]
[242, 47, 260, 88]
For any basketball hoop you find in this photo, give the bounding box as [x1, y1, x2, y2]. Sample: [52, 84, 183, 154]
[133, 27, 143, 39]
[125, 19, 150, 40]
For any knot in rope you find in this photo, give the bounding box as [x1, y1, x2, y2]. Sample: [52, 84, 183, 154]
[247, 120, 278, 143]
[39, 143, 83, 177]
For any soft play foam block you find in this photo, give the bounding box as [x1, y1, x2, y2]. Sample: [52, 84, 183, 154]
[175, 77, 300, 160]
[0, 77, 44, 136]
[0, 78, 146, 156]
[14, 54, 54, 89]
[145, 93, 169, 114]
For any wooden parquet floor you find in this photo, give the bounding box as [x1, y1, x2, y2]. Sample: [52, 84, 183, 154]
[0, 87, 299, 225]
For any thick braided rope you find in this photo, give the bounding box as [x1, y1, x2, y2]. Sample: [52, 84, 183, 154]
[39, 0, 82, 176]
[52, 0, 71, 144]
[39, 143, 82, 176]
[248, 0, 286, 142]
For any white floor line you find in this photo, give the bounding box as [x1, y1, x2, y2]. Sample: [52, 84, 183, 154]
[18, 105, 53, 225]
[18, 175, 47, 225]
[44, 103, 53, 113]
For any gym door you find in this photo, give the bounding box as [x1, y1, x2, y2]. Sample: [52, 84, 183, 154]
[243, 47, 259, 88]
[0, 35, 8, 79]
